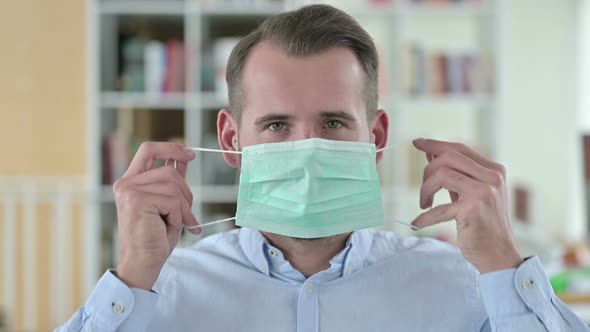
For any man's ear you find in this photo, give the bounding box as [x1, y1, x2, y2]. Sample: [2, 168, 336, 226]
[371, 109, 389, 164]
[217, 109, 240, 168]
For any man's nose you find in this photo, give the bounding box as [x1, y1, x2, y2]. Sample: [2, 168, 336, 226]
[294, 126, 320, 140]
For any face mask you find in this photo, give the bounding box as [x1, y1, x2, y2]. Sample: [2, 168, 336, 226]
[185, 138, 418, 237]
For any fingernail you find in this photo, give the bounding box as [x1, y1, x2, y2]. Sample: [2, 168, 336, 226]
[413, 138, 424, 146]
[185, 148, 196, 158]
[190, 224, 201, 234]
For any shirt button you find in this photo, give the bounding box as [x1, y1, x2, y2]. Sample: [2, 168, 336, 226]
[113, 303, 125, 314]
[305, 283, 314, 294]
[268, 249, 277, 257]
[262, 266, 268, 274]
[522, 279, 534, 289]
[345, 266, 352, 274]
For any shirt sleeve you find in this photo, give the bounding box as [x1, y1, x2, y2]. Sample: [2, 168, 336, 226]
[478, 256, 590, 331]
[53, 270, 159, 332]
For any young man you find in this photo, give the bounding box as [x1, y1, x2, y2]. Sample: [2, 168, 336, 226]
[57, 4, 588, 331]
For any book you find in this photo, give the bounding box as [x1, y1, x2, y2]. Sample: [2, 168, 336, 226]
[413, 44, 426, 95]
[401, 43, 490, 97]
[120, 37, 187, 93]
[120, 37, 146, 91]
[102, 130, 130, 184]
[514, 184, 531, 224]
[460, 54, 475, 94]
[447, 53, 462, 94]
[144, 40, 166, 94]
[401, 43, 414, 95]
[431, 52, 448, 95]
[410, 0, 477, 3]
[402, 42, 426, 96]
[163, 40, 186, 92]
[583, 136, 590, 183]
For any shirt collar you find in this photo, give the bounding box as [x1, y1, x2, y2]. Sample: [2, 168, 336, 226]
[238, 227, 374, 280]
[239, 227, 270, 275]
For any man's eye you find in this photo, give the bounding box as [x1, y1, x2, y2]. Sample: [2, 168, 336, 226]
[268, 122, 288, 132]
[325, 120, 343, 129]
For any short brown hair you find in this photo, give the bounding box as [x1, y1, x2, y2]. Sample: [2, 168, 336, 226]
[226, 4, 379, 124]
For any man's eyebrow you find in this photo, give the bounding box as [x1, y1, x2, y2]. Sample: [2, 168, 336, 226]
[319, 111, 357, 122]
[254, 113, 292, 125]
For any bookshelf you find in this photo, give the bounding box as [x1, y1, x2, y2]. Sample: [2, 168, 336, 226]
[330, 0, 501, 238]
[87, 0, 502, 293]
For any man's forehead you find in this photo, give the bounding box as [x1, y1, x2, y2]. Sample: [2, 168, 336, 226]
[240, 42, 366, 118]
[242, 42, 363, 78]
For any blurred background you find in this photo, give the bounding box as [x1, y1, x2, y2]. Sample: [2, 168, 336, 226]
[1, 0, 590, 330]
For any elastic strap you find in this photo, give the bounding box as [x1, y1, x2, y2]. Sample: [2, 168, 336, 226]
[185, 216, 237, 230]
[188, 147, 242, 154]
[188, 142, 405, 154]
[376, 142, 406, 153]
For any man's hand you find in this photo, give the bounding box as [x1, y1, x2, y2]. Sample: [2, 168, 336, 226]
[113, 142, 200, 290]
[411, 138, 523, 274]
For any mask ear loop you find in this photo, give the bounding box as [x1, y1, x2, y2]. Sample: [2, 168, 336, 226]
[390, 220, 421, 231]
[179, 147, 241, 230]
[187, 218, 420, 231]
[188, 147, 242, 154]
[376, 142, 407, 153]
[376, 142, 422, 231]
[191, 144, 399, 154]
[186, 217, 237, 230]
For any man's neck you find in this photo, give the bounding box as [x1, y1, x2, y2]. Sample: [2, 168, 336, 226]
[262, 232, 351, 278]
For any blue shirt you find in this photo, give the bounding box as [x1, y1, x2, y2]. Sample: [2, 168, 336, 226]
[56, 228, 589, 331]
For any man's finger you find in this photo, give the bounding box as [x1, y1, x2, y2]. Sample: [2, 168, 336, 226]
[140, 192, 199, 232]
[135, 182, 192, 210]
[140, 193, 183, 228]
[413, 138, 502, 173]
[422, 149, 500, 186]
[125, 142, 196, 177]
[411, 202, 459, 229]
[176, 191, 199, 232]
[165, 159, 189, 179]
[126, 167, 194, 207]
[420, 168, 479, 209]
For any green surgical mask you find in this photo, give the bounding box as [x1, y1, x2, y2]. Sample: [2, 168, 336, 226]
[236, 138, 382, 238]
[187, 138, 407, 238]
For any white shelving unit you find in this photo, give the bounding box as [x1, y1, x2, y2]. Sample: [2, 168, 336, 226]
[87, 0, 502, 292]
[334, 0, 502, 237]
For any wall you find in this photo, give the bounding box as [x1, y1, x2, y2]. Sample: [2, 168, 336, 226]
[0, 0, 86, 176]
[499, 0, 585, 241]
[0, 0, 87, 331]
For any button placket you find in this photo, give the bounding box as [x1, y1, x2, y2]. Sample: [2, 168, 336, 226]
[297, 280, 319, 332]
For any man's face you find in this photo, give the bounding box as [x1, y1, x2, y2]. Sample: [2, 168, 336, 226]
[216, 42, 388, 245]
[237, 42, 373, 148]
